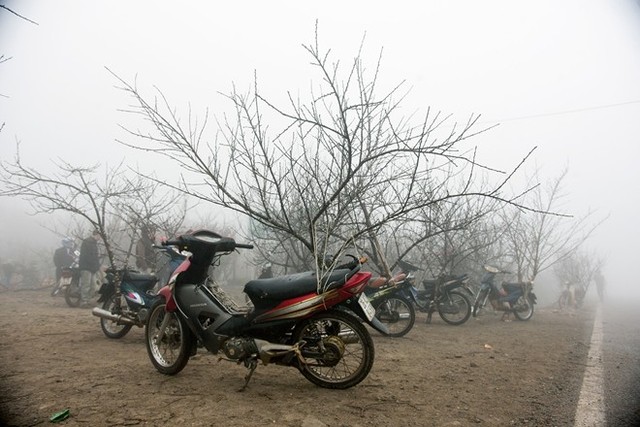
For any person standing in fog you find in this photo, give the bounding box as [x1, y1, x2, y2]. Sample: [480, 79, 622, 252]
[52, 237, 76, 296]
[594, 268, 606, 302]
[136, 225, 156, 274]
[79, 229, 101, 308]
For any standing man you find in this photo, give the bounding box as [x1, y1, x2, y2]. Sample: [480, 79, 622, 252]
[52, 237, 76, 296]
[136, 225, 156, 274]
[79, 229, 101, 308]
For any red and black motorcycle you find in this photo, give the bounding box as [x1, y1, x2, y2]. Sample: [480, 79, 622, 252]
[145, 230, 385, 390]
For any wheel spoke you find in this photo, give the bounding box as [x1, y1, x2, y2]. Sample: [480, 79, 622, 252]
[374, 296, 415, 337]
[296, 311, 373, 388]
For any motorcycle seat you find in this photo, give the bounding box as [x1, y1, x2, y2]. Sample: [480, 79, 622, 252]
[244, 268, 352, 303]
[367, 273, 406, 289]
[122, 271, 158, 290]
[368, 276, 388, 289]
[499, 284, 523, 303]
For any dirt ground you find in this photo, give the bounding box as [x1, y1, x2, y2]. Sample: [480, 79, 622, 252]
[0, 286, 594, 427]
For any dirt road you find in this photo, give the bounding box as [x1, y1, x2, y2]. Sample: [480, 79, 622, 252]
[0, 288, 593, 426]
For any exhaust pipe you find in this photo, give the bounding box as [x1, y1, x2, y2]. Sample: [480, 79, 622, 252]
[92, 307, 138, 326]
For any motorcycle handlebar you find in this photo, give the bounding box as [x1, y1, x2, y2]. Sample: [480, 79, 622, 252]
[162, 238, 253, 250]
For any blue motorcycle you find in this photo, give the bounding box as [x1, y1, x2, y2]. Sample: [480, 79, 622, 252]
[93, 246, 185, 339]
[396, 260, 473, 326]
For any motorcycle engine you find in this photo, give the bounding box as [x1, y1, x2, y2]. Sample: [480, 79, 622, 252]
[223, 337, 258, 360]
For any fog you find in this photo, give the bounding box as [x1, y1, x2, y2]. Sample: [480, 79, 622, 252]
[1, 1, 640, 301]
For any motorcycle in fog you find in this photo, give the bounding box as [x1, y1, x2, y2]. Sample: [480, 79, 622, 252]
[364, 270, 416, 337]
[52, 249, 80, 298]
[396, 260, 473, 326]
[50, 249, 83, 307]
[472, 265, 537, 321]
[54, 250, 83, 308]
[61, 266, 83, 307]
[92, 246, 185, 339]
[145, 230, 384, 390]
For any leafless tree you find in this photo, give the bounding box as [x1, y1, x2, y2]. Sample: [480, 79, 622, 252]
[1, 4, 37, 101]
[114, 29, 536, 281]
[0, 146, 149, 270]
[553, 251, 604, 295]
[111, 175, 190, 267]
[0, 5, 38, 25]
[499, 168, 606, 281]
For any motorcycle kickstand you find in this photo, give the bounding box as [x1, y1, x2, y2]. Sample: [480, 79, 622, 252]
[239, 359, 258, 392]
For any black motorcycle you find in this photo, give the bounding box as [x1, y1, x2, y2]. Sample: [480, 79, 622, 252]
[92, 246, 185, 339]
[397, 260, 473, 326]
[145, 230, 384, 389]
[61, 266, 83, 307]
[364, 272, 416, 337]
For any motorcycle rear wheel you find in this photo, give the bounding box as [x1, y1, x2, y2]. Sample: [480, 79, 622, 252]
[294, 310, 374, 389]
[100, 293, 133, 339]
[51, 280, 62, 297]
[64, 277, 81, 307]
[373, 295, 415, 337]
[145, 300, 194, 375]
[438, 290, 471, 325]
[513, 295, 535, 321]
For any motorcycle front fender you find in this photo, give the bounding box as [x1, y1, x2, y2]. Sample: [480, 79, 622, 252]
[368, 315, 390, 335]
[156, 286, 177, 312]
[340, 298, 390, 335]
[96, 281, 115, 303]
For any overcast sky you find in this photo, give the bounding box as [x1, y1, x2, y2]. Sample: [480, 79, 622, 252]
[1, 1, 639, 297]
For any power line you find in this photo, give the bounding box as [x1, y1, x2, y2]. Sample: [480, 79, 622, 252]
[483, 99, 640, 124]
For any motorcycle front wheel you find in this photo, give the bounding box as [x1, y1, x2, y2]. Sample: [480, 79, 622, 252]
[438, 290, 472, 325]
[64, 277, 81, 307]
[294, 310, 374, 389]
[513, 295, 535, 321]
[373, 296, 415, 337]
[100, 293, 133, 339]
[472, 288, 489, 317]
[145, 300, 194, 375]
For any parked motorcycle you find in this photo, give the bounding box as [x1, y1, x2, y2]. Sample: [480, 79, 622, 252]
[145, 230, 384, 390]
[50, 250, 83, 307]
[472, 265, 537, 321]
[365, 271, 416, 337]
[395, 260, 473, 326]
[61, 263, 83, 308]
[92, 246, 185, 339]
[557, 281, 585, 310]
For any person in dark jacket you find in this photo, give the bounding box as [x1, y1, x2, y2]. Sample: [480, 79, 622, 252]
[135, 225, 156, 273]
[52, 237, 76, 295]
[79, 229, 101, 307]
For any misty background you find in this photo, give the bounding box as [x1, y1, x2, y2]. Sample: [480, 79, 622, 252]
[1, 1, 639, 302]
